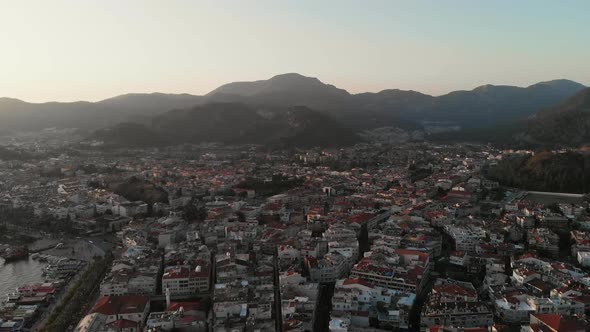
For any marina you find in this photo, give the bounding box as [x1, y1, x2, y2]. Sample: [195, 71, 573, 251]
[0, 251, 84, 330]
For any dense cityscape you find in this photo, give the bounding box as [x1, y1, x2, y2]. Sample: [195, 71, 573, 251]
[0, 132, 589, 332]
[2, 2, 590, 332]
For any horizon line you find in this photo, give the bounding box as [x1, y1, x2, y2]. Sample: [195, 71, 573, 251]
[1, 74, 586, 104]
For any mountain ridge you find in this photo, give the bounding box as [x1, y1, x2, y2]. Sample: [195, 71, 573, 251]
[0, 74, 586, 134]
[90, 102, 361, 148]
[429, 88, 590, 148]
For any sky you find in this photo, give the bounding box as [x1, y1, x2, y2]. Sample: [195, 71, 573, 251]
[1, 0, 589, 102]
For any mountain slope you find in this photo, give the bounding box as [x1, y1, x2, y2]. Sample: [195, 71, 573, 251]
[152, 103, 270, 144]
[104, 102, 362, 148]
[98, 93, 203, 117]
[89, 122, 168, 147]
[208, 73, 350, 98]
[412, 79, 586, 128]
[524, 87, 590, 145]
[207, 73, 352, 111]
[0, 93, 204, 133]
[430, 87, 590, 148]
[486, 151, 590, 193]
[206, 75, 585, 129]
[0, 74, 586, 134]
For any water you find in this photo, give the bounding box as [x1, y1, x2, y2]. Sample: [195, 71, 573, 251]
[0, 257, 46, 299]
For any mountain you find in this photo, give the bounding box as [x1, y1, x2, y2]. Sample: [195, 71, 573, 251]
[98, 93, 203, 117]
[207, 74, 435, 128]
[524, 87, 590, 145]
[0, 74, 585, 135]
[89, 122, 168, 147]
[206, 74, 585, 129]
[0, 93, 204, 133]
[486, 151, 590, 193]
[430, 87, 590, 148]
[271, 106, 360, 147]
[0, 98, 108, 132]
[207, 73, 352, 111]
[409, 79, 587, 128]
[152, 103, 270, 144]
[93, 103, 360, 148]
[346, 89, 435, 129]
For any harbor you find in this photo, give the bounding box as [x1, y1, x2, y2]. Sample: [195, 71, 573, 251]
[0, 237, 106, 331]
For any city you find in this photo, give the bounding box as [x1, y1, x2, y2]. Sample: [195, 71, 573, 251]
[1, 138, 589, 331]
[1, 1, 590, 332]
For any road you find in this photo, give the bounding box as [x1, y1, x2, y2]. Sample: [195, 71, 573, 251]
[313, 282, 334, 332]
[30, 265, 88, 332]
[525, 191, 584, 198]
[273, 249, 283, 332]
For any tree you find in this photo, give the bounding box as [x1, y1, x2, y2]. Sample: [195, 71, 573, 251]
[236, 211, 246, 223]
[183, 202, 207, 222]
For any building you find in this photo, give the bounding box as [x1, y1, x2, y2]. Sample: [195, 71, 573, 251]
[89, 295, 150, 332]
[577, 251, 590, 267]
[524, 313, 587, 332]
[331, 278, 415, 330]
[306, 252, 349, 283]
[422, 278, 491, 328]
[162, 264, 210, 296]
[350, 248, 430, 293]
[421, 302, 494, 328]
[444, 225, 485, 253]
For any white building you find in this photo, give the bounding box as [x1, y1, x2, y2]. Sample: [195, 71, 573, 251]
[577, 251, 590, 267]
[331, 278, 415, 330]
[307, 252, 349, 283]
[162, 264, 210, 296]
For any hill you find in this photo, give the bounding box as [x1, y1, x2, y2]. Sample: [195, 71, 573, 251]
[0, 146, 31, 161]
[524, 88, 590, 146]
[0, 93, 203, 133]
[89, 122, 168, 147]
[410, 80, 586, 128]
[98, 93, 203, 117]
[429, 87, 590, 147]
[486, 151, 590, 193]
[95, 103, 360, 148]
[0, 74, 585, 134]
[207, 73, 352, 112]
[206, 75, 585, 129]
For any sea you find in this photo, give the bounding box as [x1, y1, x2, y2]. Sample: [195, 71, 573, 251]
[0, 257, 46, 299]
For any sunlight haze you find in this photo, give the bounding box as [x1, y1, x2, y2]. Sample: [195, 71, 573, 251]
[1, 0, 589, 102]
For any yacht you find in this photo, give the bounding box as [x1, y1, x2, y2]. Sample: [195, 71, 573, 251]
[6, 292, 20, 302]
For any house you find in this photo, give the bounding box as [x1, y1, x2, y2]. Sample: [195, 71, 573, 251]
[90, 295, 150, 332]
[162, 264, 210, 296]
[524, 313, 587, 332]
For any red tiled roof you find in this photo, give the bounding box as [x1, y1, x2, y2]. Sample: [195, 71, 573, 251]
[342, 278, 373, 288]
[167, 301, 202, 312]
[433, 283, 476, 298]
[532, 313, 588, 332]
[92, 295, 149, 316]
[395, 248, 429, 263]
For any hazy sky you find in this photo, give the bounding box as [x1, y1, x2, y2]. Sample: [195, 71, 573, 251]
[1, 0, 589, 102]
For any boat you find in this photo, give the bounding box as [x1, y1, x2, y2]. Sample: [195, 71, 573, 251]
[0, 246, 29, 263]
[6, 292, 20, 302]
